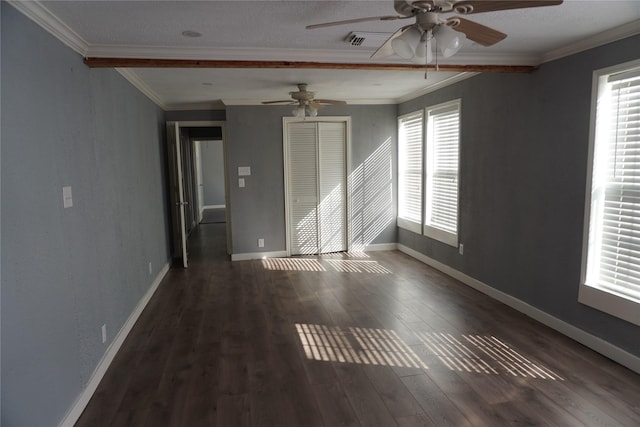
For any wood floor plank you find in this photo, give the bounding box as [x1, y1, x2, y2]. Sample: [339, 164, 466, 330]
[362, 365, 425, 418]
[312, 381, 361, 427]
[333, 363, 399, 426]
[401, 373, 473, 427]
[217, 394, 251, 427]
[395, 413, 439, 427]
[74, 225, 640, 427]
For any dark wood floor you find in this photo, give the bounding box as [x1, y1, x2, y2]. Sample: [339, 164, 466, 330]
[76, 224, 640, 426]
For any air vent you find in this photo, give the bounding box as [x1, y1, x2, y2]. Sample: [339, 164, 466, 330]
[344, 32, 393, 48]
[347, 33, 366, 46]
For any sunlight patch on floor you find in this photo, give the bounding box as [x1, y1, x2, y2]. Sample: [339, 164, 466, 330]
[262, 258, 326, 272]
[325, 260, 392, 274]
[416, 331, 498, 374]
[463, 334, 564, 380]
[321, 251, 370, 259]
[416, 331, 564, 380]
[295, 323, 427, 369]
[295, 323, 564, 380]
[262, 258, 391, 274]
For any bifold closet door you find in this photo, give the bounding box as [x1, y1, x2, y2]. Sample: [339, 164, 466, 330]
[288, 122, 319, 255]
[287, 121, 346, 255]
[317, 122, 346, 254]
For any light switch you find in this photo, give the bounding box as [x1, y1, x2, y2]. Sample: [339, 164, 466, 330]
[239, 178, 245, 188]
[238, 166, 251, 176]
[63, 186, 73, 208]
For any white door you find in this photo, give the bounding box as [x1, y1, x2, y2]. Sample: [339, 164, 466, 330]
[166, 122, 188, 268]
[194, 141, 205, 223]
[318, 122, 347, 253]
[287, 121, 346, 255]
[288, 122, 319, 255]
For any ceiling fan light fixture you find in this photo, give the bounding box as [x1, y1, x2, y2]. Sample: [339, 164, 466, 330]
[306, 106, 318, 117]
[436, 25, 466, 58]
[292, 106, 305, 117]
[412, 33, 433, 64]
[391, 26, 421, 59]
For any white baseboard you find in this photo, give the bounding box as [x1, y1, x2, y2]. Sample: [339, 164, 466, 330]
[397, 244, 640, 375]
[364, 243, 398, 252]
[203, 204, 225, 210]
[231, 250, 288, 261]
[58, 262, 171, 427]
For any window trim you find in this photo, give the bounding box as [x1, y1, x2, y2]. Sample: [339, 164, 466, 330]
[397, 110, 424, 234]
[423, 99, 461, 247]
[579, 59, 640, 326]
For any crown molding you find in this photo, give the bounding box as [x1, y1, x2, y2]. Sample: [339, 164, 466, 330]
[7, 0, 88, 55]
[115, 68, 168, 110]
[541, 19, 640, 64]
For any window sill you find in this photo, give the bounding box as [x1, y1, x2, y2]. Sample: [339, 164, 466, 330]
[423, 225, 457, 248]
[578, 284, 640, 326]
[397, 218, 421, 234]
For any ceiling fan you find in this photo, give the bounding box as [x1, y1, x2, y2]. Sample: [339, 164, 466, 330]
[307, 0, 563, 63]
[262, 83, 346, 117]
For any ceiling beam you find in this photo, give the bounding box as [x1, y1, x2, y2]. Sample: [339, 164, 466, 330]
[83, 58, 536, 73]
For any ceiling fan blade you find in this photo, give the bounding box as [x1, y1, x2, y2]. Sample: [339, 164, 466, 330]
[262, 100, 294, 105]
[447, 17, 506, 46]
[370, 25, 412, 59]
[309, 102, 326, 110]
[306, 15, 406, 30]
[314, 99, 347, 105]
[452, 0, 563, 15]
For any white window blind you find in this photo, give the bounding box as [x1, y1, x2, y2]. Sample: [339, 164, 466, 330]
[424, 100, 460, 246]
[586, 70, 640, 303]
[398, 111, 423, 233]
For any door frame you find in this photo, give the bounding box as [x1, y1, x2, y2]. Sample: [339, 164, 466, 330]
[167, 122, 189, 267]
[282, 116, 352, 257]
[167, 120, 232, 259]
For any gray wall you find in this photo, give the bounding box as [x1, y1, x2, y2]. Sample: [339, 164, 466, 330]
[398, 35, 640, 358]
[200, 140, 226, 206]
[226, 104, 397, 254]
[1, 4, 170, 426]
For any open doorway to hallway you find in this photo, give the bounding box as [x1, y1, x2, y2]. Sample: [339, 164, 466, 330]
[194, 138, 227, 226]
[167, 121, 230, 267]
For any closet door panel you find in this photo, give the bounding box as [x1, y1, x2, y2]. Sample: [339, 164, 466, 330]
[318, 122, 347, 253]
[288, 122, 319, 255]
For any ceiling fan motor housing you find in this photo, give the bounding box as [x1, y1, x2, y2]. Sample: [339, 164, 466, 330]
[290, 83, 315, 103]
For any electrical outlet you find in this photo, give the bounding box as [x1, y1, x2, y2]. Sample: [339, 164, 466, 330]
[101, 324, 107, 344]
[459, 243, 464, 255]
[258, 238, 265, 248]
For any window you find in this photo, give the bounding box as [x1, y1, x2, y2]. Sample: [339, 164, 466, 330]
[581, 60, 640, 326]
[398, 111, 423, 233]
[424, 100, 461, 247]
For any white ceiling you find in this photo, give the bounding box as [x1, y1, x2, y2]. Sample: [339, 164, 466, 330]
[15, 0, 640, 109]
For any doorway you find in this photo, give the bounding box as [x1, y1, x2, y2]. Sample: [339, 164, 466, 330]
[166, 120, 231, 267]
[283, 117, 351, 256]
[194, 139, 226, 224]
